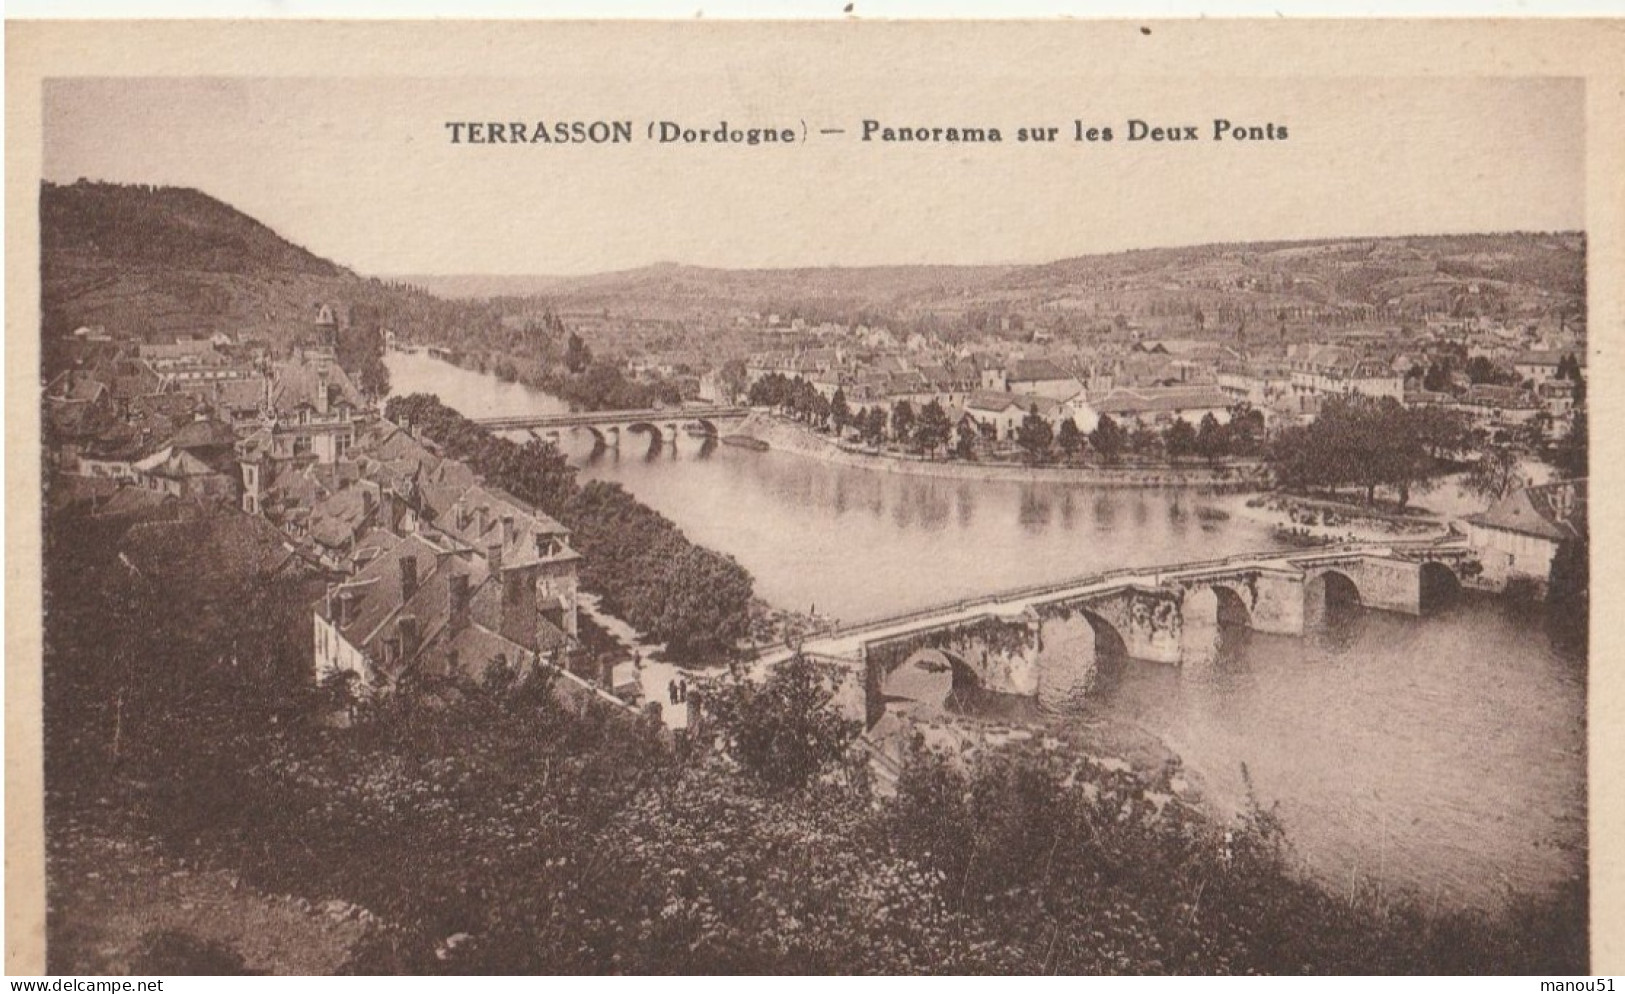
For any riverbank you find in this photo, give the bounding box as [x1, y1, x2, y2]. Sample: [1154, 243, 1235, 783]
[733, 412, 1267, 490]
[867, 694, 1195, 797]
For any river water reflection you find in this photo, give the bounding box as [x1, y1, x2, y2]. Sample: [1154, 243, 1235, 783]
[387, 351, 1586, 912]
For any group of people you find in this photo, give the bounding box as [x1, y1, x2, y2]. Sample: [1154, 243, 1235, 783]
[667, 677, 691, 705]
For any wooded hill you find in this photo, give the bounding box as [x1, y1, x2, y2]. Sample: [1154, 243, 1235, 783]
[40, 181, 509, 368]
[400, 232, 1585, 335]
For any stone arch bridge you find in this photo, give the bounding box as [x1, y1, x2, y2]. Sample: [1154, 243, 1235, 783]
[473, 406, 749, 449]
[757, 540, 1481, 726]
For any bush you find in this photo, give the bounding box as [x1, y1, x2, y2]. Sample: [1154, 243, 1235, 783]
[702, 654, 862, 792]
[130, 931, 257, 975]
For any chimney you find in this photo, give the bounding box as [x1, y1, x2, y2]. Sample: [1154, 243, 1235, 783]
[448, 573, 471, 631]
[399, 555, 418, 599]
[488, 541, 503, 574]
[398, 615, 420, 661]
[502, 514, 516, 546]
[315, 367, 330, 415]
[336, 589, 357, 628]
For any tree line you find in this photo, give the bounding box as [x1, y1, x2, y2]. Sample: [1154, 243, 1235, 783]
[386, 393, 753, 658]
[462, 332, 682, 413]
[748, 371, 1266, 466]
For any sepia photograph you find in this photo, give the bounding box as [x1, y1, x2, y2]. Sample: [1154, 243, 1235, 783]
[6, 19, 1620, 977]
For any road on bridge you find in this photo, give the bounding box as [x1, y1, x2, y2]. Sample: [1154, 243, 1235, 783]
[472, 406, 749, 431]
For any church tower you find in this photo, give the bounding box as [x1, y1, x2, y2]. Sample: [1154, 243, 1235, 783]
[314, 303, 340, 349]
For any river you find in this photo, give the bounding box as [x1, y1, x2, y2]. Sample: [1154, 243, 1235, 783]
[387, 350, 1587, 913]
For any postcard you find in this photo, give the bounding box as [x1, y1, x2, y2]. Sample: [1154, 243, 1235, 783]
[7, 18, 1622, 976]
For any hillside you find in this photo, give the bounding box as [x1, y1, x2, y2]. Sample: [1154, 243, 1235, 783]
[42, 181, 364, 348]
[43, 181, 349, 280]
[40, 181, 510, 368]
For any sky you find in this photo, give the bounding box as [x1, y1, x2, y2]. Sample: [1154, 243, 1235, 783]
[43, 74, 1584, 277]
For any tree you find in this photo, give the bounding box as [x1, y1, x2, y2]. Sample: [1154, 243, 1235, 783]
[565, 331, 592, 375]
[718, 359, 748, 404]
[1554, 409, 1587, 478]
[1016, 405, 1054, 463]
[703, 654, 861, 793]
[811, 392, 833, 431]
[955, 419, 979, 460]
[864, 406, 889, 445]
[891, 400, 916, 444]
[914, 400, 953, 457]
[1194, 413, 1227, 463]
[1130, 424, 1162, 458]
[1090, 414, 1126, 464]
[1164, 418, 1198, 459]
[1466, 355, 1517, 387]
[1409, 405, 1470, 461]
[1226, 403, 1266, 458]
[335, 317, 391, 399]
[831, 388, 851, 435]
[1056, 418, 1085, 461]
[1465, 444, 1524, 502]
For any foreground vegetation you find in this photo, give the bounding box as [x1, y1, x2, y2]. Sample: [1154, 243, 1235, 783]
[44, 503, 1587, 975]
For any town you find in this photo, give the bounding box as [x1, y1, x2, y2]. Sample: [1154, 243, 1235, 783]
[46, 248, 1589, 711]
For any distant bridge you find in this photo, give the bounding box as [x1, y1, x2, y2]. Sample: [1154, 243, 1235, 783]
[756, 538, 1483, 725]
[473, 406, 749, 447]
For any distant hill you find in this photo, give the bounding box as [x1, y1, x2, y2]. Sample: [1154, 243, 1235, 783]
[41, 180, 1584, 370]
[396, 232, 1584, 332]
[396, 261, 1018, 306]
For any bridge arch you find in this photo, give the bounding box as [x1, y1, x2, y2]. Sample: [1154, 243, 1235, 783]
[625, 421, 668, 450]
[1182, 583, 1252, 629]
[1034, 607, 1128, 712]
[1418, 560, 1462, 613]
[1304, 568, 1362, 628]
[693, 419, 721, 439]
[880, 647, 979, 713]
